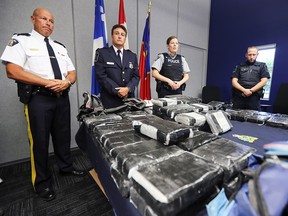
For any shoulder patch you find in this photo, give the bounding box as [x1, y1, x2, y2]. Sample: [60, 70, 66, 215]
[54, 40, 66, 48]
[95, 50, 100, 63]
[7, 39, 19, 47]
[13, 33, 31, 36]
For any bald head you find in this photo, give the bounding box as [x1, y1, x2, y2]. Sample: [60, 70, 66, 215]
[31, 8, 54, 37]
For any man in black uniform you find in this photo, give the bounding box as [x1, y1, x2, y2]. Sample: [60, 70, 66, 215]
[94, 24, 140, 109]
[231, 46, 270, 110]
[1, 8, 85, 201]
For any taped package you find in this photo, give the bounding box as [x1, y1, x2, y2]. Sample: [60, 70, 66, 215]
[151, 98, 182, 107]
[266, 113, 288, 129]
[205, 110, 233, 135]
[129, 152, 223, 216]
[174, 112, 206, 127]
[177, 130, 219, 151]
[192, 138, 256, 182]
[158, 103, 197, 119]
[132, 118, 193, 145]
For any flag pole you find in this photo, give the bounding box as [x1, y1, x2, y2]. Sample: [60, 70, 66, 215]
[139, 0, 152, 100]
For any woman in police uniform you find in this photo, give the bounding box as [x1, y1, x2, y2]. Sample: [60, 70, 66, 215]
[151, 36, 190, 98]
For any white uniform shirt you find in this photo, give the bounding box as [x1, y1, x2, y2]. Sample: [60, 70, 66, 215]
[1, 30, 75, 80]
[151, 53, 190, 73]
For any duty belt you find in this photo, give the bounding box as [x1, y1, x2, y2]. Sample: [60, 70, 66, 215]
[33, 86, 69, 97]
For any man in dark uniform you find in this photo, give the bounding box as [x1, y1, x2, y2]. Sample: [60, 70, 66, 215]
[94, 24, 140, 109]
[231, 46, 270, 110]
[1, 8, 85, 201]
[151, 36, 190, 98]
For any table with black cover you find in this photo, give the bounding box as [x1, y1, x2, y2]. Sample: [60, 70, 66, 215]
[76, 122, 142, 216]
[75, 116, 288, 216]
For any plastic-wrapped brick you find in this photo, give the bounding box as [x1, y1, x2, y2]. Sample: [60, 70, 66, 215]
[205, 110, 233, 135]
[158, 104, 197, 119]
[112, 140, 185, 176]
[192, 138, 256, 182]
[151, 98, 182, 107]
[129, 152, 223, 216]
[177, 130, 219, 151]
[110, 163, 130, 197]
[83, 114, 122, 132]
[266, 113, 288, 129]
[132, 118, 193, 145]
[174, 112, 206, 127]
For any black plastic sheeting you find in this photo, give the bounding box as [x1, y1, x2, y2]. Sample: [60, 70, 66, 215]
[130, 152, 223, 216]
[266, 113, 288, 129]
[207, 101, 225, 110]
[158, 104, 198, 119]
[174, 112, 206, 127]
[118, 110, 157, 121]
[190, 103, 213, 112]
[225, 109, 272, 124]
[80, 110, 262, 216]
[192, 138, 256, 182]
[114, 142, 184, 176]
[91, 120, 134, 140]
[132, 118, 194, 145]
[164, 95, 202, 104]
[83, 113, 123, 131]
[130, 187, 157, 216]
[177, 130, 219, 151]
[151, 98, 182, 107]
[110, 163, 130, 197]
[104, 130, 149, 156]
[110, 143, 185, 197]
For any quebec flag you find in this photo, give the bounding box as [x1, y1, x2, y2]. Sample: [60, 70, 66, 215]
[91, 0, 108, 95]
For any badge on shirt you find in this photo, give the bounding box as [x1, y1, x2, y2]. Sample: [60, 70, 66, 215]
[129, 62, 133, 69]
[7, 39, 19, 47]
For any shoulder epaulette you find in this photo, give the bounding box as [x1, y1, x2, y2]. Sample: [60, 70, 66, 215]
[254, 61, 264, 66]
[13, 33, 31, 36]
[54, 40, 66, 48]
[96, 47, 109, 51]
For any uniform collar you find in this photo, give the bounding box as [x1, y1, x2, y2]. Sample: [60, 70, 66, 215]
[167, 51, 177, 58]
[112, 45, 123, 54]
[31, 29, 52, 42]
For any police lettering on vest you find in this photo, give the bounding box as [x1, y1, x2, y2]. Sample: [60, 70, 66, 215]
[160, 53, 183, 81]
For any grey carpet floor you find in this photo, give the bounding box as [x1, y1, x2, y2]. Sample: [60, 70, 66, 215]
[0, 148, 114, 216]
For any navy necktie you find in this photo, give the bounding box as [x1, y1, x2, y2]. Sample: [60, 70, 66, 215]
[44, 37, 62, 79]
[117, 49, 122, 66]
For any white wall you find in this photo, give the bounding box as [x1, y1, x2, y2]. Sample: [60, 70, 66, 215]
[0, 0, 210, 164]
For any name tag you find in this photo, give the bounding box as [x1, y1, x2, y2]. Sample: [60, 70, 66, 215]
[107, 62, 114, 65]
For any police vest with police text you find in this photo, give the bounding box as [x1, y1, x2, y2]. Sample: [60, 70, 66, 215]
[160, 53, 183, 81]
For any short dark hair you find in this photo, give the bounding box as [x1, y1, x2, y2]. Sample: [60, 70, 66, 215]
[111, 24, 127, 36]
[166, 36, 178, 45]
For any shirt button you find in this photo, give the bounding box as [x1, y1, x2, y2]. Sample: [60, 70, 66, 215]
[122, 79, 125, 82]
[122, 71, 125, 74]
